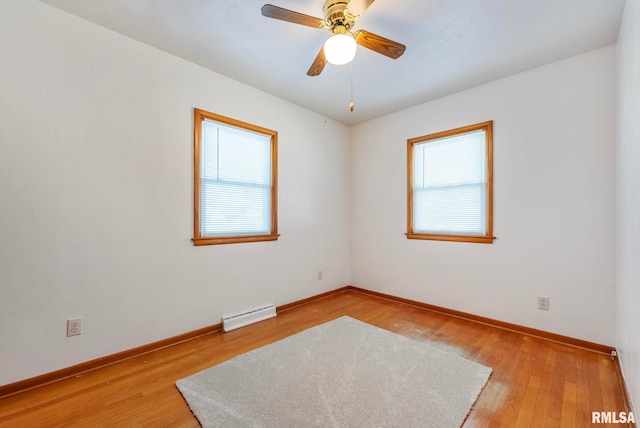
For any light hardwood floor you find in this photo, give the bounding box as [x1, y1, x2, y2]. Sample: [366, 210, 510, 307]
[0, 289, 633, 427]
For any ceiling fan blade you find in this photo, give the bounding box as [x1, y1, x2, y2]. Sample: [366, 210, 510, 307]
[346, 0, 375, 17]
[307, 46, 327, 76]
[261, 4, 325, 28]
[354, 30, 406, 59]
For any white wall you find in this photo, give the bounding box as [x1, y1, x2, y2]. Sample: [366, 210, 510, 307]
[616, 0, 640, 412]
[0, 1, 351, 386]
[350, 46, 617, 345]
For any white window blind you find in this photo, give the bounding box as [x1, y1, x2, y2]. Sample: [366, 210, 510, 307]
[200, 119, 272, 237]
[412, 130, 487, 235]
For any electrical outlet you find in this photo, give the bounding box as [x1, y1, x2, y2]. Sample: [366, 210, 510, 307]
[67, 317, 82, 337]
[537, 296, 550, 311]
[317, 270, 323, 280]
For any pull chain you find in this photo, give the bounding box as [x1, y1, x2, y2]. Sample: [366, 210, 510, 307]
[349, 63, 355, 112]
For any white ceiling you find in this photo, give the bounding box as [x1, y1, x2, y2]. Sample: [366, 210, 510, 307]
[39, 0, 625, 125]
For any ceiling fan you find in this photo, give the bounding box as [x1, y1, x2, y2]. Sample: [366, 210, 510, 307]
[261, 0, 406, 76]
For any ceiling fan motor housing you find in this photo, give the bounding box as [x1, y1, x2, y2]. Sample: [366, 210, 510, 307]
[323, 0, 355, 31]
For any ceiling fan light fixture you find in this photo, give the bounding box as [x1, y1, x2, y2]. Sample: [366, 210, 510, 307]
[323, 34, 357, 65]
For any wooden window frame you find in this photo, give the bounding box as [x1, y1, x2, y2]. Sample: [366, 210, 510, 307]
[193, 108, 279, 246]
[406, 121, 495, 244]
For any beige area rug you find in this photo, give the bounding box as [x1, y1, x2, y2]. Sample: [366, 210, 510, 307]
[176, 316, 491, 427]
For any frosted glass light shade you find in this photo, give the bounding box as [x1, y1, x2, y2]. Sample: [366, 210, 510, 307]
[324, 34, 357, 65]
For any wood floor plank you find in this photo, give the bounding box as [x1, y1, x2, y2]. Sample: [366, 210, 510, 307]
[0, 290, 632, 427]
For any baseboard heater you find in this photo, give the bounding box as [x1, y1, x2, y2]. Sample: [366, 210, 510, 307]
[222, 303, 277, 332]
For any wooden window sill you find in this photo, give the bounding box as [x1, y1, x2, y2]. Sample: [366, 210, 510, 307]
[405, 233, 496, 244]
[193, 234, 280, 246]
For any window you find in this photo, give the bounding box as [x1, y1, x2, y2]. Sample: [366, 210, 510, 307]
[407, 121, 495, 244]
[193, 109, 278, 245]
